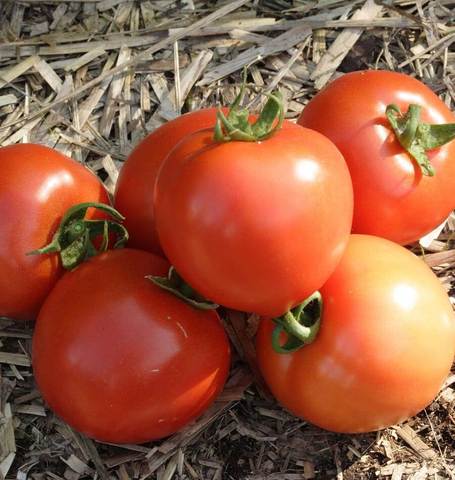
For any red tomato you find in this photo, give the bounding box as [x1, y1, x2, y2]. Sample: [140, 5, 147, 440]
[297, 70, 455, 245]
[32, 248, 230, 443]
[114, 108, 223, 255]
[155, 122, 353, 317]
[0, 144, 109, 321]
[257, 234, 455, 433]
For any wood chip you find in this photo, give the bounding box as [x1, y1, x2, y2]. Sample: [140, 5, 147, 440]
[68, 430, 109, 480]
[140, 75, 151, 112]
[0, 403, 16, 464]
[13, 404, 47, 417]
[97, 0, 126, 12]
[438, 387, 455, 405]
[64, 47, 107, 72]
[30, 21, 49, 37]
[334, 446, 343, 480]
[0, 55, 39, 88]
[173, 41, 181, 112]
[101, 154, 120, 192]
[78, 53, 116, 128]
[13, 390, 41, 405]
[99, 46, 131, 138]
[104, 452, 144, 469]
[423, 249, 455, 268]
[229, 28, 269, 45]
[0, 105, 23, 143]
[441, 374, 455, 390]
[199, 24, 312, 86]
[390, 464, 405, 480]
[398, 32, 455, 68]
[247, 474, 309, 480]
[224, 311, 271, 400]
[394, 425, 438, 460]
[311, 0, 384, 89]
[10, 3, 25, 37]
[118, 68, 132, 154]
[61, 454, 93, 475]
[50, 3, 68, 30]
[236, 423, 277, 442]
[162, 453, 178, 480]
[419, 217, 449, 248]
[250, 42, 308, 110]
[172, 49, 213, 112]
[182, 0, 195, 11]
[0, 452, 16, 478]
[32, 74, 73, 144]
[169, 17, 277, 37]
[140, 1, 155, 27]
[0, 95, 18, 107]
[117, 464, 131, 480]
[34, 57, 63, 92]
[100, 442, 151, 454]
[0, 353, 31, 367]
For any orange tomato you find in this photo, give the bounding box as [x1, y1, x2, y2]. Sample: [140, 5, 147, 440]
[257, 235, 455, 432]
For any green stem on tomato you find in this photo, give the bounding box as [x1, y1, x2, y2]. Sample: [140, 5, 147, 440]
[213, 68, 285, 143]
[386, 103, 455, 177]
[27, 202, 128, 270]
[272, 291, 322, 354]
[148, 267, 218, 310]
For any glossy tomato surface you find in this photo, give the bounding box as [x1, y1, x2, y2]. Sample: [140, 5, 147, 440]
[114, 108, 223, 255]
[297, 70, 455, 245]
[155, 122, 353, 317]
[257, 234, 455, 433]
[0, 144, 109, 321]
[33, 249, 231, 443]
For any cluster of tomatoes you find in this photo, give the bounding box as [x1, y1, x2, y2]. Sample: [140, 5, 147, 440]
[1, 70, 454, 444]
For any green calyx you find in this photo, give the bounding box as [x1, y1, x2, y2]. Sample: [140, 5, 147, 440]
[272, 291, 322, 354]
[214, 69, 285, 143]
[27, 202, 128, 270]
[386, 104, 455, 177]
[148, 267, 218, 310]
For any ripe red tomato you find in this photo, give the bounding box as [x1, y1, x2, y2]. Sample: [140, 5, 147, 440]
[32, 248, 231, 443]
[155, 122, 353, 317]
[256, 234, 455, 433]
[0, 144, 109, 321]
[114, 108, 222, 255]
[297, 70, 455, 245]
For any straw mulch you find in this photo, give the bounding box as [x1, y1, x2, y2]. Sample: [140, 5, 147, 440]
[0, 0, 454, 479]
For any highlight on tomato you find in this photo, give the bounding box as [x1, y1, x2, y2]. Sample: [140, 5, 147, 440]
[256, 234, 455, 433]
[297, 70, 455, 245]
[154, 89, 354, 317]
[0, 144, 109, 321]
[114, 107, 224, 255]
[32, 246, 231, 444]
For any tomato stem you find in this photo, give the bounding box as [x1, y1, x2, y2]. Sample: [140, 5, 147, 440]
[386, 103, 455, 177]
[27, 202, 129, 270]
[148, 267, 219, 310]
[213, 68, 285, 143]
[271, 291, 322, 354]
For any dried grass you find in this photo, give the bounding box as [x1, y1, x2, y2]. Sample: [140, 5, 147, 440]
[0, 0, 454, 478]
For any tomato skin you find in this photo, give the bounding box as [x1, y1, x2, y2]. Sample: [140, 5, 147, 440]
[32, 248, 231, 443]
[114, 108, 223, 255]
[0, 144, 109, 321]
[256, 234, 455, 433]
[155, 123, 353, 317]
[297, 70, 455, 245]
